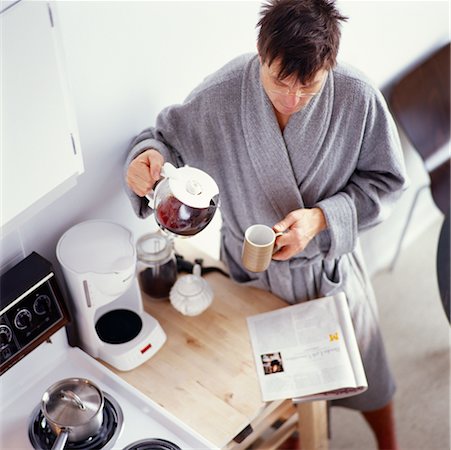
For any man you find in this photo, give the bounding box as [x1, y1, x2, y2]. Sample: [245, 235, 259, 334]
[125, 1, 407, 448]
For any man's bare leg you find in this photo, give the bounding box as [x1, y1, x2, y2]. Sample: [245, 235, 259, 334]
[362, 401, 399, 450]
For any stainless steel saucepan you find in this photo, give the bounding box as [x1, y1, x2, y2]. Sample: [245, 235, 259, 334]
[41, 378, 104, 450]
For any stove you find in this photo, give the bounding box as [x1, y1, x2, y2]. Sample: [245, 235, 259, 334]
[0, 253, 215, 449]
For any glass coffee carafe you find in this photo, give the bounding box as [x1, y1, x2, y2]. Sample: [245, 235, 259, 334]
[146, 163, 219, 238]
[136, 232, 178, 300]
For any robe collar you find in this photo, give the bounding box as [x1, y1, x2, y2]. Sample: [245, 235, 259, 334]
[240, 56, 333, 216]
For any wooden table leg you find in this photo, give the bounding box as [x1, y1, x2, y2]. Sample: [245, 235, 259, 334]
[297, 401, 328, 450]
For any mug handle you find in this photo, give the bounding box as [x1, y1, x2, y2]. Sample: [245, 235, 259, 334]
[272, 231, 285, 255]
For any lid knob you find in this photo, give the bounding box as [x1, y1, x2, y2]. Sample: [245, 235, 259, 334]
[185, 179, 203, 195]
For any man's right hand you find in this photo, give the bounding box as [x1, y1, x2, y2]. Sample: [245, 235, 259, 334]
[126, 149, 165, 197]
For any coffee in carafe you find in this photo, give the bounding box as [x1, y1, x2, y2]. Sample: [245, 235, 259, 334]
[156, 195, 217, 237]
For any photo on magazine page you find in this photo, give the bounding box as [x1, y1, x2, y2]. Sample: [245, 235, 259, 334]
[261, 352, 284, 375]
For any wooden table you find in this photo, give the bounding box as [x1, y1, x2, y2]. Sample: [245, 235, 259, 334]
[107, 246, 328, 449]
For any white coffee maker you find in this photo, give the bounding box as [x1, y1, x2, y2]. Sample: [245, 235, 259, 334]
[56, 220, 166, 371]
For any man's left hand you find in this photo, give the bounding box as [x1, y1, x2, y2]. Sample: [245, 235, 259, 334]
[272, 208, 327, 260]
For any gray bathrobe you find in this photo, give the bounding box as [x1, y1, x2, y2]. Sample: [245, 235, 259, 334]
[125, 54, 407, 411]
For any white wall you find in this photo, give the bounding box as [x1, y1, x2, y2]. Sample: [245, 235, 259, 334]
[1, 0, 449, 275]
[338, 1, 449, 87]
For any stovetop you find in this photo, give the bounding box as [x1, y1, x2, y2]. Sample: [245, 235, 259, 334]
[0, 329, 215, 450]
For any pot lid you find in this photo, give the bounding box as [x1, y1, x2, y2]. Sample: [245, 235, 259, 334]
[174, 274, 204, 297]
[162, 163, 219, 209]
[42, 378, 104, 426]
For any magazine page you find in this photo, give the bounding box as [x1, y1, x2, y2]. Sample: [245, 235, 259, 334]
[247, 293, 365, 402]
[293, 294, 368, 403]
[331, 293, 368, 391]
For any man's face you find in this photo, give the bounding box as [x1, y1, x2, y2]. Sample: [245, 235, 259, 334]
[260, 58, 327, 117]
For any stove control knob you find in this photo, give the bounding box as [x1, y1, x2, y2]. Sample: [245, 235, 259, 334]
[14, 309, 32, 330]
[0, 325, 12, 347]
[33, 294, 51, 315]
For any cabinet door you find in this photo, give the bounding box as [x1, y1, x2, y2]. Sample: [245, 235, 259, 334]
[1, 1, 83, 229]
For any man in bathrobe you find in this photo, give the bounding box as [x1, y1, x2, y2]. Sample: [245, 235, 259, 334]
[125, 1, 406, 448]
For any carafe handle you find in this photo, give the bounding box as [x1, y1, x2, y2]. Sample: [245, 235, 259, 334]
[145, 162, 177, 208]
[145, 191, 156, 209]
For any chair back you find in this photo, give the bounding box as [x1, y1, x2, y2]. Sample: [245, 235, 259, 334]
[390, 42, 450, 160]
[389, 42, 450, 213]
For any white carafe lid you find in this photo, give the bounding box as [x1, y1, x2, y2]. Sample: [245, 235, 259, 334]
[56, 220, 135, 274]
[162, 163, 219, 209]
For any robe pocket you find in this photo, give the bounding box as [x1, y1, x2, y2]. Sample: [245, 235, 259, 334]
[320, 258, 344, 296]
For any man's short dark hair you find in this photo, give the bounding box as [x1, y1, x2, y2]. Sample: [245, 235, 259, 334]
[257, 0, 348, 83]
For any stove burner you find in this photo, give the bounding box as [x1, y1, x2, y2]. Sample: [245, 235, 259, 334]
[96, 309, 143, 344]
[122, 439, 182, 450]
[28, 392, 124, 450]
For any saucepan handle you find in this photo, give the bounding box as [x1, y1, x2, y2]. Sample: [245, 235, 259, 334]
[51, 429, 69, 450]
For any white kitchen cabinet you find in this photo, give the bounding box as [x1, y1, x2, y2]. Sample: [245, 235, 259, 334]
[1, 1, 83, 232]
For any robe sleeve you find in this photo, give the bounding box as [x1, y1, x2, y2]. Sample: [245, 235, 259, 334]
[123, 105, 190, 219]
[315, 89, 408, 260]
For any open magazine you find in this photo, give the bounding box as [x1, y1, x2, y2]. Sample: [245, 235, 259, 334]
[247, 292, 368, 403]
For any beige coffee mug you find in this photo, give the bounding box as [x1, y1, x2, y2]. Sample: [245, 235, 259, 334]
[242, 224, 284, 272]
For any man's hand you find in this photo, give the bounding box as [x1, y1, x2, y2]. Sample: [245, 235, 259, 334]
[126, 149, 165, 197]
[272, 208, 327, 260]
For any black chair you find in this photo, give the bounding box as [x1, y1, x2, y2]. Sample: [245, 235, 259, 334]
[388, 42, 450, 269]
